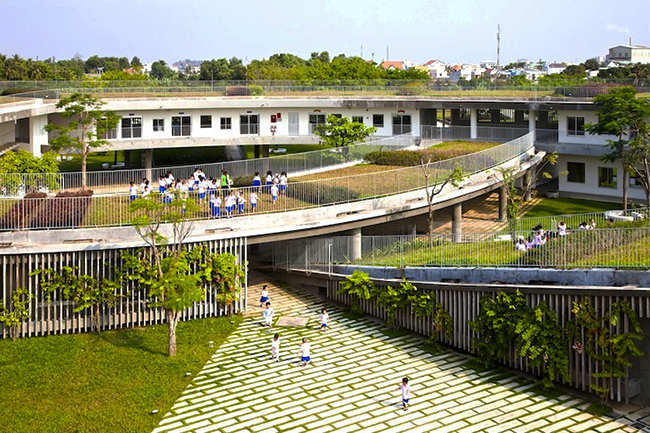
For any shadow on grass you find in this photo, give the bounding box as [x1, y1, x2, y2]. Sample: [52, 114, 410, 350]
[99, 328, 168, 356]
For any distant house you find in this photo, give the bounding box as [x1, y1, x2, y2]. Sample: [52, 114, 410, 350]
[423, 59, 448, 79]
[544, 62, 567, 75]
[607, 45, 650, 64]
[380, 61, 404, 70]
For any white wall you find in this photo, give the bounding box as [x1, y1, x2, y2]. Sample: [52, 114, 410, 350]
[557, 110, 614, 145]
[558, 155, 646, 201]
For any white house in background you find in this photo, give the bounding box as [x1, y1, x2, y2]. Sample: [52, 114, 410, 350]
[544, 62, 567, 75]
[423, 59, 448, 79]
[509, 69, 547, 81]
[607, 45, 650, 64]
[448, 64, 484, 82]
[479, 60, 496, 69]
[402, 59, 416, 69]
[142, 63, 153, 74]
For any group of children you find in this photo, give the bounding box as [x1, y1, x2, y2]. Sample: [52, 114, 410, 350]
[258, 285, 414, 410]
[514, 218, 599, 252]
[127, 166, 292, 215]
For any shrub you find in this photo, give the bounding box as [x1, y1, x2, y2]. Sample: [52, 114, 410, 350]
[248, 84, 264, 96]
[30, 190, 94, 229]
[0, 192, 48, 230]
[396, 82, 428, 96]
[225, 86, 250, 96]
[364, 150, 422, 166]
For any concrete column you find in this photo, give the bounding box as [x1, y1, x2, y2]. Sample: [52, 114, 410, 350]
[452, 203, 462, 243]
[142, 149, 153, 180]
[351, 228, 362, 262]
[523, 170, 533, 202]
[498, 186, 507, 222]
[470, 108, 478, 140]
[254, 145, 260, 159]
[262, 145, 270, 158]
[528, 109, 537, 142]
[26, 114, 48, 157]
[124, 150, 131, 168]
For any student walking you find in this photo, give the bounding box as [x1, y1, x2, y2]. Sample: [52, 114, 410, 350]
[271, 184, 279, 204]
[299, 337, 311, 367]
[259, 285, 269, 307]
[250, 192, 258, 213]
[221, 169, 231, 197]
[129, 182, 138, 201]
[320, 308, 329, 332]
[271, 333, 281, 362]
[398, 377, 414, 411]
[263, 302, 274, 327]
[210, 194, 221, 218]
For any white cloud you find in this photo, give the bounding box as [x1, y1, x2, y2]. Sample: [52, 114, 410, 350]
[606, 24, 630, 34]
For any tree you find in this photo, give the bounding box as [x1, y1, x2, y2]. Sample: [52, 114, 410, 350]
[560, 64, 586, 77]
[0, 287, 32, 342]
[338, 270, 377, 315]
[32, 266, 120, 333]
[123, 192, 212, 356]
[585, 86, 650, 209]
[0, 150, 60, 195]
[44, 93, 121, 189]
[583, 58, 600, 71]
[130, 56, 143, 71]
[419, 155, 465, 234]
[150, 60, 175, 80]
[314, 114, 377, 148]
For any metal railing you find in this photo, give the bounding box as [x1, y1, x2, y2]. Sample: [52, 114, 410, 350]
[272, 227, 650, 271]
[0, 133, 534, 231]
[3, 82, 649, 103]
[0, 134, 415, 196]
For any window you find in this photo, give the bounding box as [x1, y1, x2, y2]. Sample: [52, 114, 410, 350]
[200, 115, 212, 128]
[309, 113, 327, 134]
[352, 116, 364, 124]
[547, 110, 558, 124]
[567, 162, 585, 183]
[630, 170, 645, 188]
[598, 167, 617, 188]
[240, 114, 259, 135]
[567, 116, 585, 136]
[153, 119, 164, 132]
[500, 109, 515, 123]
[523, 110, 538, 122]
[121, 117, 142, 139]
[171, 116, 191, 137]
[392, 114, 412, 135]
[220, 117, 232, 130]
[477, 109, 491, 123]
[459, 108, 471, 120]
[373, 114, 384, 128]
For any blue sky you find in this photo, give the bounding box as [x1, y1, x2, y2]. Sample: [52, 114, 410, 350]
[3, 0, 649, 64]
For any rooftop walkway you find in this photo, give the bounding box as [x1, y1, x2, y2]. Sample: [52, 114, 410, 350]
[153, 271, 648, 433]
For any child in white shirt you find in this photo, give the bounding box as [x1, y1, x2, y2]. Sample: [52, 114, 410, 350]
[399, 377, 414, 411]
[259, 285, 269, 307]
[271, 333, 280, 362]
[320, 308, 329, 332]
[250, 192, 258, 212]
[128, 182, 138, 201]
[299, 337, 311, 367]
[271, 184, 279, 204]
[263, 302, 274, 327]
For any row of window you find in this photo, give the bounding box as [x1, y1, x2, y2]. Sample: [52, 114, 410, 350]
[567, 162, 644, 189]
[457, 109, 559, 124]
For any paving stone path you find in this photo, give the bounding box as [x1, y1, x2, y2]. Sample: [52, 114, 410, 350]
[155, 273, 649, 433]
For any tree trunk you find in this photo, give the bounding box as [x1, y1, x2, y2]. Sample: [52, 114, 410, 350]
[622, 168, 628, 215]
[81, 146, 87, 190]
[93, 304, 101, 334]
[11, 326, 17, 343]
[167, 310, 178, 356]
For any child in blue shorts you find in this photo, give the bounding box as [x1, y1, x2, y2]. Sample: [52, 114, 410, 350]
[398, 377, 414, 411]
[129, 182, 138, 201]
[299, 337, 311, 367]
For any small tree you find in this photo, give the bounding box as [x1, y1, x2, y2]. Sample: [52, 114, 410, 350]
[420, 154, 465, 234]
[44, 93, 120, 189]
[202, 252, 246, 315]
[0, 287, 32, 342]
[585, 86, 650, 210]
[31, 266, 119, 333]
[0, 150, 60, 195]
[338, 270, 377, 315]
[314, 114, 377, 148]
[376, 280, 415, 330]
[409, 284, 452, 350]
[123, 193, 208, 356]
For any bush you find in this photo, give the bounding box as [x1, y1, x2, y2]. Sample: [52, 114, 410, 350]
[396, 82, 427, 96]
[248, 84, 264, 96]
[30, 190, 94, 229]
[225, 86, 250, 96]
[364, 150, 422, 166]
[0, 192, 48, 230]
[287, 182, 352, 205]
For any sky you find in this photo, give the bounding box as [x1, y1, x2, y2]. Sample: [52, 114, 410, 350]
[2, 0, 649, 65]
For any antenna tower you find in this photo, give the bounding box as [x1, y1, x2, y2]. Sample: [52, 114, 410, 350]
[386, 46, 389, 61]
[497, 24, 501, 69]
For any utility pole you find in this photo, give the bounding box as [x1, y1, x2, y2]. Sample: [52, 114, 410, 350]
[386, 45, 390, 61]
[361, 45, 363, 58]
[496, 24, 501, 69]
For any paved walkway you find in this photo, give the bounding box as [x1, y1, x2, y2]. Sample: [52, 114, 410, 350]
[154, 273, 648, 433]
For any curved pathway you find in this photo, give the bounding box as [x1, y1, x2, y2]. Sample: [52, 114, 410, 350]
[154, 272, 645, 433]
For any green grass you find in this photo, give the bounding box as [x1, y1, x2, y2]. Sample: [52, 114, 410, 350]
[521, 197, 622, 219]
[57, 151, 141, 172]
[242, 144, 335, 159]
[0, 315, 242, 433]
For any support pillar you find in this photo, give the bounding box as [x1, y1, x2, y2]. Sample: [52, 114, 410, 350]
[470, 108, 478, 140]
[498, 186, 507, 222]
[124, 150, 131, 168]
[452, 203, 462, 243]
[351, 228, 362, 262]
[523, 170, 532, 202]
[142, 149, 153, 181]
[254, 144, 261, 159]
[528, 109, 537, 142]
[27, 114, 48, 157]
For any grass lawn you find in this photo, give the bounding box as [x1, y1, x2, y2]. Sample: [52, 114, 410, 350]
[57, 151, 142, 172]
[521, 197, 623, 219]
[0, 315, 242, 433]
[427, 141, 499, 154]
[242, 144, 334, 159]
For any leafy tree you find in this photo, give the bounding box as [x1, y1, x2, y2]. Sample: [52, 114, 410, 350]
[504, 61, 526, 70]
[202, 252, 245, 314]
[583, 58, 600, 71]
[0, 287, 32, 342]
[338, 270, 377, 315]
[229, 57, 247, 80]
[376, 280, 413, 330]
[44, 93, 121, 189]
[199, 58, 232, 81]
[419, 157, 465, 234]
[130, 56, 143, 70]
[314, 114, 377, 148]
[123, 192, 221, 356]
[585, 86, 650, 208]
[0, 150, 60, 195]
[560, 64, 587, 77]
[100, 70, 148, 81]
[150, 60, 175, 80]
[32, 266, 120, 333]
